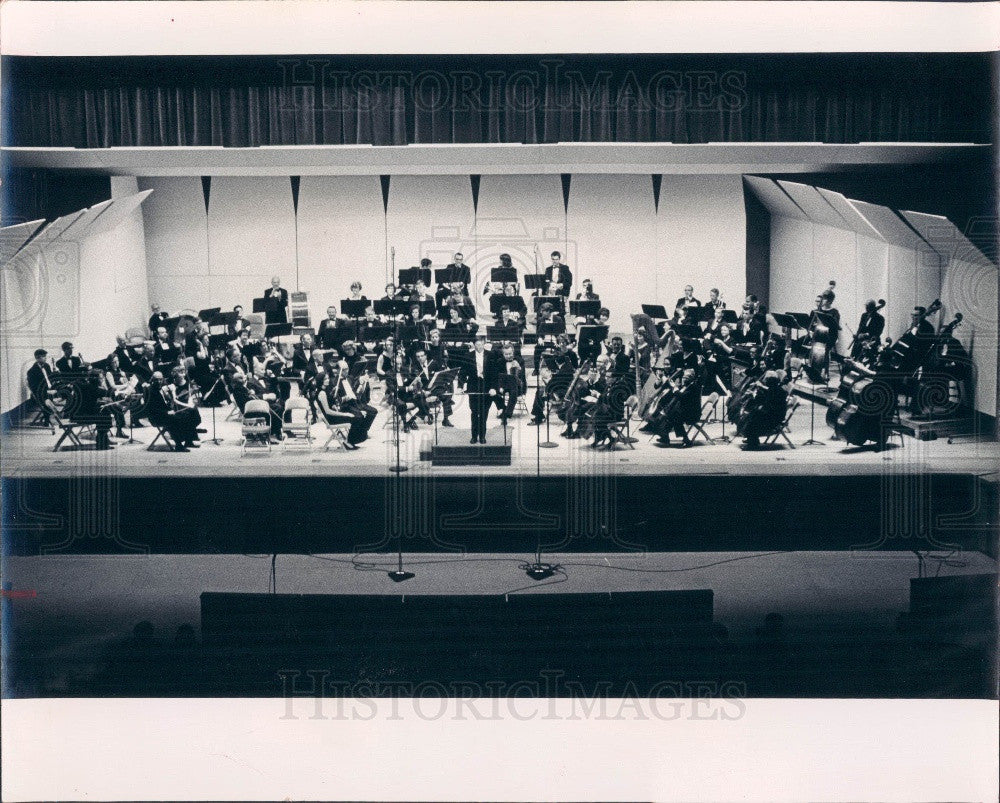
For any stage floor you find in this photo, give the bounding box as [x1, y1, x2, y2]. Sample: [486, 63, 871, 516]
[4, 390, 998, 478]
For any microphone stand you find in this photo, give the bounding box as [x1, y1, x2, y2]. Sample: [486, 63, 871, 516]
[203, 374, 225, 445]
[525, 398, 557, 581]
[802, 366, 824, 446]
[539, 393, 558, 448]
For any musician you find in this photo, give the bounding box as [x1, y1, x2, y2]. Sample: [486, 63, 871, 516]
[318, 362, 376, 448]
[146, 371, 200, 452]
[739, 371, 788, 450]
[69, 370, 117, 450]
[291, 333, 316, 372]
[734, 306, 764, 346]
[702, 326, 734, 394]
[230, 370, 284, 443]
[111, 336, 137, 375]
[849, 300, 886, 360]
[102, 353, 134, 438]
[460, 336, 493, 444]
[413, 347, 454, 427]
[445, 253, 472, 288]
[56, 341, 85, 375]
[532, 301, 565, 374]
[383, 283, 402, 303]
[543, 251, 572, 297]
[630, 329, 652, 374]
[563, 356, 609, 441]
[386, 351, 429, 434]
[706, 288, 725, 312]
[444, 305, 478, 336]
[491, 342, 525, 425]
[263, 276, 289, 325]
[606, 336, 630, 377]
[674, 285, 701, 322]
[235, 328, 263, 364]
[200, 345, 230, 407]
[228, 305, 248, 338]
[151, 327, 179, 374]
[132, 344, 158, 387]
[375, 338, 397, 381]
[27, 349, 57, 427]
[576, 279, 599, 301]
[425, 329, 449, 367]
[653, 368, 700, 448]
[167, 364, 202, 433]
[148, 304, 170, 336]
[705, 307, 727, 337]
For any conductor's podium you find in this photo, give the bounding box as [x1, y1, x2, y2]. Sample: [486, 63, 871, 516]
[431, 425, 513, 466]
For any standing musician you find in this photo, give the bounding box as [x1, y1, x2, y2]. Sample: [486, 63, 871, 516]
[445, 253, 472, 289]
[228, 304, 248, 338]
[56, 341, 86, 375]
[146, 371, 200, 451]
[849, 299, 886, 360]
[317, 306, 340, 347]
[652, 367, 701, 448]
[702, 325, 735, 394]
[263, 276, 289, 325]
[674, 285, 701, 323]
[27, 349, 58, 428]
[291, 333, 316, 372]
[148, 303, 170, 336]
[543, 251, 573, 298]
[630, 329, 653, 375]
[460, 335, 493, 444]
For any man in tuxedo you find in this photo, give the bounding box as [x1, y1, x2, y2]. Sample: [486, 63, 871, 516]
[27, 349, 57, 427]
[413, 347, 454, 427]
[148, 304, 169, 336]
[850, 299, 886, 359]
[111, 336, 137, 375]
[674, 285, 701, 323]
[263, 276, 289, 325]
[55, 341, 85, 375]
[446, 252, 472, 288]
[544, 251, 572, 297]
[461, 336, 493, 444]
[291, 333, 315, 373]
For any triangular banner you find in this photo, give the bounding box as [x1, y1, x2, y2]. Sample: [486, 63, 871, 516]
[470, 175, 481, 215]
[290, 176, 301, 216]
[200, 176, 211, 213]
[380, 175, 391, 214]
[560, 174, 572, 213]
[652, 175, 663, 213]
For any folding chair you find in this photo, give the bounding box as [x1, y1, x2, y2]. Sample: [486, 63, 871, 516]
[52, 415, 85, 451]
[241, 400, 273, 455]
[282, 396, 313, 449]
[147, 424, 175, 452]
[764, 398, 799, 448]
[322, 419, 353, 451]
[685, 392, 720, 445]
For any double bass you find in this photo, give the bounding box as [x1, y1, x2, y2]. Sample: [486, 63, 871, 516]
[804, 281, 838, 383]
[826, 360, 896, 447]
[885, 299, 941, 373]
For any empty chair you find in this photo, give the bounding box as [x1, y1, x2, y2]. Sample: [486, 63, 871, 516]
[241, 399, 273, 455]
[282, 396, 313, 448]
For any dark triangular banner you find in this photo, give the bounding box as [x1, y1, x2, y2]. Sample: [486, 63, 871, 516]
[290, 176, 301, 216]
[380, 175, 391, 214]
[560, 174, 572, 214]
[470, 175, 481, 215]
[200, 176, 211, 213]
[651, 174, 663, 213]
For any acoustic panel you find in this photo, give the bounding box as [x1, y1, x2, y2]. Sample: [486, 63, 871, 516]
[900, 211, 996, 269]
[0, 219, 45, 264]
[849, 200, 928, 252]
[85, 189, 154, 238]
[743, 176, 808, 221]
[817, 188, 884, 240]
[777, 180, 847, 230]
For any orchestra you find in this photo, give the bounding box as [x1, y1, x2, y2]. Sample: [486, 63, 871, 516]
[22, 257, 971, 459]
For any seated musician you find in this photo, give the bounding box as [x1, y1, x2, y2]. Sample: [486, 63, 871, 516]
[56, 341, 86, 375]
[146, 371, 199, 452]
[733, 306, 764, 345]
[606, 336, 630, 377]
[576, 279, 599, 301]
[425, 328, 449, 367]
[502, 283, 528, 318]
[200, 344, 231, 407]
[375, 338, 398, 381]
[230, 370, 284, 443]
[348, 281, 369, 304]
[291, 333, 316, 372]
[385, 351, 429, 432]
[317, 362, 376, 449]
[412, 347, 454, 427]
[26, 349, 57, 427]
[445, 282, 476, 318]
[653, 368, 701, 448]
[563, 356, 610, 441]
[739, 371, 788, 450]
[151, 328, 179, 375]
[167, 364, 203, 437]
[495, 304, 525, 335]
[705, 307, 727, 337]
[444, 305, 478, 336]
[446, 252, 472, 288]
[69, 370, 117, 450]
[111, 336, 137, 375]
[228, 304, 248, 338]
[148, 303, 170, 336]
[528, 335, 578, 426]
[102, 353, 134, 438]
[492, 342, 526, 426]
[233, 328, 263, 363]
[674, 285, 701, 323]
[131, 344, 158, 387]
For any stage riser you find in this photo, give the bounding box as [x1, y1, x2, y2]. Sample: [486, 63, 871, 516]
[3, 474, 994, 556]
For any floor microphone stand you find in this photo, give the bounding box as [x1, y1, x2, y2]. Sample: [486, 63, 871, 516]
[539, 394, 558, 448]
[524, 406, 557, 581]
[803, 370, 824, 446]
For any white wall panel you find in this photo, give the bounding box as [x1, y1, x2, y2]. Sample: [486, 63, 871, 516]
[207, 177, 297, 310]
[567, 175, 657, 333]
[138, 176, 209, 312]
[768, 216, 815, 317]
[296, 176, 386, 321]
[941, 256, 998, 416]
[657, 174, 746, 315]
[385, 176, 475, 290]
[474, 175, 566, 292]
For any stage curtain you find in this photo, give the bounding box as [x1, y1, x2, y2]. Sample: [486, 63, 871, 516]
[4, 55, 991, 147]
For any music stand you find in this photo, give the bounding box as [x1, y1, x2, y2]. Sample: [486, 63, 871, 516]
[359, 324, 392, 344]
[771, 312, 798, 332]
[209, 312, 235, 336]
[418, 299, 437, 318]
[569, 300, 601, 319]
[721, 309, 739, 324]
[198, 307, 221, 321]
[536, 320, 566, 338]
[524, 273, 546, 294]
[265, 322, 293, 340]
[397, 267, 421, 287]
[577, 325, 609, 359]
[489, 295, 510, 316]
[491, 267, 518, 284]
[788, 312, 813, 331]
[641, 304, 669, 320]
[538, 356, 560, 449]
[252, 298, 267, 314]
[341, 299, 370, 319]
[692, 306, 716, 324]
[434, 267, 458, 286]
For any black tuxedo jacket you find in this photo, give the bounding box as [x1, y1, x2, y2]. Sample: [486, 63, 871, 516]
[543, 264, 573, 297]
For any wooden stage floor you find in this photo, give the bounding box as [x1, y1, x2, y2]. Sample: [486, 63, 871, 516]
[4, 391, 998, 478]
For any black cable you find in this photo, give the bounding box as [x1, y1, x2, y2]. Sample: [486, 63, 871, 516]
[502, 565, 570, 596]
[560, 550, 791, 574]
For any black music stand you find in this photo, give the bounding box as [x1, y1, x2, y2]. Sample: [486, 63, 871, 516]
[434, 267, 458, 287]
[721, 309, 739, 324]
[641, 304, 668, 320]
[569, 300, 601, 319]
[800, 363, 825, 447]
[577, 325, 609, 358]
[536, 320, 566, 338]
[426, 368, 459, 445]
[539, 356, 560, 450]
[198, 307, 221, 321]
[692, 305, 716, 324]
[524, 273, 546, 295]
[533, 295, 565, 315]
[491, 267, 518, 285]
[265, 322, 293, 340]
[340, 299, 370, 319]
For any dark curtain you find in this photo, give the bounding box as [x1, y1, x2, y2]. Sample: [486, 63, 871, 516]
[4, 54, 993, 148]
